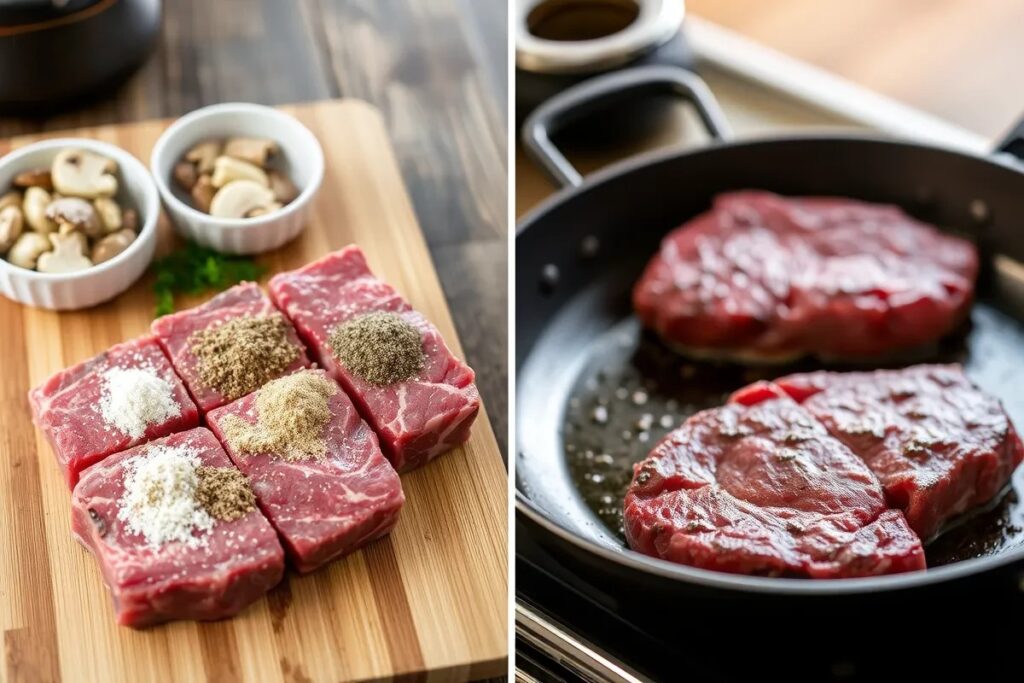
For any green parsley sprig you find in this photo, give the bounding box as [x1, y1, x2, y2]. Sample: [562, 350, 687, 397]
[151, 241, 266, 317]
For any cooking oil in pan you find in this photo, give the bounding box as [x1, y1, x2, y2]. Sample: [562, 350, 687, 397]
[561, 306, 1024, 567]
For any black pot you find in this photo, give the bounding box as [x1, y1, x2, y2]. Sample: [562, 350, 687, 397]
[515, 0, 692, 141]
[0, 0, 162, 114]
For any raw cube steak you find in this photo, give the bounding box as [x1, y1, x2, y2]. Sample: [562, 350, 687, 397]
[767, 364, 1024, 539]
[269, 246, 480, 471]
[72, 428, 285, 627]
[151, 282, 311, 413]
[207, 370, 405, 573]
[30, 336, 199, 488]
[625, 385, 925, 578]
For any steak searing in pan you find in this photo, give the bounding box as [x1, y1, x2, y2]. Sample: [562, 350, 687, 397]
[625, 364, 1023, 577]
[632, 191, 978, 362]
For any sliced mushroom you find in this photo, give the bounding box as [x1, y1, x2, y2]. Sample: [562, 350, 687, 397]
[224, 137, 278, 167]
[186, 141, 221, 174]
[51, 148, 118, 198]
[211, 156, 269, 189]
[37, 232, 92, 273]
[91, 228, 137, 264]
[0, 205, 23, 253]
[122, 207, 139, 233]
[93, 197, 123, 233]
[23, 187, 56, 234]
[191, 175, 217, 213]
[46, 197, 102, 239]
[173, 161, 199, 192]
[13, 168, 53, 191]
[209, 180, 276, 218]
[268, 171, 299, 204]
[0, 191, 21, 213]
[6, 232, 51, 269]
[245, 202, 283, 218]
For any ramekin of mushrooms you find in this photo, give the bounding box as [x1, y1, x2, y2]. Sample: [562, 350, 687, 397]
[0, 138, 159, 310]
[150, 103, 324, 255]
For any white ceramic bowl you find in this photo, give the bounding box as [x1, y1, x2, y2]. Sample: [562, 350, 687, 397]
[0, 138, 159, 310]
[150, 103, 324, 254]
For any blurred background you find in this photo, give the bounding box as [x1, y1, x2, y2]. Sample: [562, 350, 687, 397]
[0, 0, 508, 453]
[688, 0, 1024, 138]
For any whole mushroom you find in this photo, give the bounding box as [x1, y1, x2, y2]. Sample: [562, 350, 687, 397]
[223, 137, 278, 167]
[23, 186, 56, 233]
[268, 171, 299, 204]
[0, 192, 21, 213]
[186, 141, 221, 174]
[91, 229, 136, 264]
[37, 232, 93, 273]
[190, 176, 216, 213]
[13, 168, 53, 191]
[93, 197, 123, 233]
[46, 197, 103, 239]
[6, 232, 51, 269]
[51, 148, 118, 198]
[0, 205, 23, 253]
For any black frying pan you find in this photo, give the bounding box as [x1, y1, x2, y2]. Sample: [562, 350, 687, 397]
[515, 65, 1024, 603]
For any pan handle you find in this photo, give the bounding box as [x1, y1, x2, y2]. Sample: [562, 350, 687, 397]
[521, 65, 732, 188]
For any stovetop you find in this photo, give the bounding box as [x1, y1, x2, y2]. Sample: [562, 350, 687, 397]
[516, 519, 1024, 682]
[516, 20, 1019, 683]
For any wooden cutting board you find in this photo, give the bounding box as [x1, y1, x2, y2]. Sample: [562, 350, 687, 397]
[0, 100, 508, 683]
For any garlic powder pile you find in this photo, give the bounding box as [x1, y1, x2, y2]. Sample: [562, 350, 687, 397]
[101, 367, 181, 439]
[118, 445, 214, 548]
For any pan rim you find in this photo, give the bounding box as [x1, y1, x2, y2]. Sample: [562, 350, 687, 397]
[516, 130, 1023, 235]
[516, 131, 1024, 593]
[515, 491, 1024, 594]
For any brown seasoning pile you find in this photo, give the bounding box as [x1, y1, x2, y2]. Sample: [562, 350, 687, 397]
[190, 313, 299, 400]
[329, 311, 424, 386]
[195, 466, 256, 521]
[220, 372, 337, 462]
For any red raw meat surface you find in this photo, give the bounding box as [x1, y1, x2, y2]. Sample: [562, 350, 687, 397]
[624, 385, 925, 578]
[207, 370, 405, 573]
[761, 364, 1024, 539]
[633, 191, 978, 361]
[268, 246, 479, 472]
[71, 428, 284, 627]
[151, 282, 311, 413]
[29, 336, 199, 489]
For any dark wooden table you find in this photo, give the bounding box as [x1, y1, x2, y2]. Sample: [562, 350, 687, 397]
[0, 0, 509, 457]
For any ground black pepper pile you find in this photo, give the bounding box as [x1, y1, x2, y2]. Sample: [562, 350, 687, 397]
[329, 311, 425, 386]
[195, 465, 256, 521]
[189, 313, 299, 399]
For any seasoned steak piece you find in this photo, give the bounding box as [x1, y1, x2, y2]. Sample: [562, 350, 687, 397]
[633, 191, 978, 361]
[762, 364, 1024, 539]
[71, 428, 284, 627]
[268, 246, 479, 472]
[207, 370, 405, 573]
[152, 282, 311, 413]
[624, 387, 925, 578]
[30, 336, 199, 488]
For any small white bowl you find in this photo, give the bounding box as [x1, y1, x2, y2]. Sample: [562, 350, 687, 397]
[0, 138, 159, 311]
[150, 103, 324, 255]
